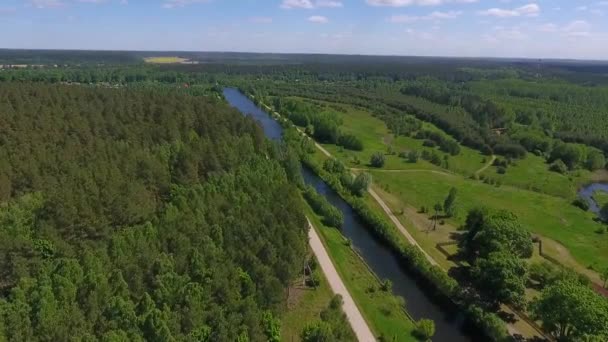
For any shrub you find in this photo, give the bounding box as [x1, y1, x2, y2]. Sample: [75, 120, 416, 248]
[337, 133, 364, 151]
[407, 150, 420, 163]
[493, 143, 527, 159]
[422, 139, 436, 148]
[466, 305, 509, 342]
[370, 152, 386, 168]
[572, 197, 590, 211]
[351, 173, 372, 197]
[380, 279, 392, 292]
[303, 186, 344, 228]
[497, 166, 507, 174]
[549, 159, 568, 174]
[414, 319, 436, 341]
[323, 158, 346, 174]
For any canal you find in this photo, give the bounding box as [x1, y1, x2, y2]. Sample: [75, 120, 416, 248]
[223, 87, 476, 342]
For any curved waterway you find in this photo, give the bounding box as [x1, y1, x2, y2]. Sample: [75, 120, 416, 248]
[578, 183, 608, 219]
[223, 88, 477, 342]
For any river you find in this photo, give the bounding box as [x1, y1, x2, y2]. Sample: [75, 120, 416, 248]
[223, 87, 476, 342]
[578, 183, 608, 219]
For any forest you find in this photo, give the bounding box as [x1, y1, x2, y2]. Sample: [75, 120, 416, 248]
[0, 83, 309, 341]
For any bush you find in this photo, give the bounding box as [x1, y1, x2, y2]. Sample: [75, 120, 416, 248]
[497, 166, 507, 174]
[407, 150, 419, 163]
[351, 173, 372, 197]
[493, 158, 508, 168]
[414, 319, 436, 341]
[572, 197, 590, 211]
[337, 133, 364, 151]
[466, 305, 509, 342]
[585, 151, 606, 171]
[528, 261, 558, 288]
[303, 186, 344, 228]
[370, 152, 386, 168]
[493, 143, 527, 159]
[380, 279, 392, 292]
[323, 158, 346, 174]
[422, 139, 436, 148]
[549, 159, 568, 174]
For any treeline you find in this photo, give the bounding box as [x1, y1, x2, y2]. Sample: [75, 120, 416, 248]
[0, 83, 308, 341]
[251, 81, 507, 156]
[272, 98, 364, 151]
[401, 81, 510, 129]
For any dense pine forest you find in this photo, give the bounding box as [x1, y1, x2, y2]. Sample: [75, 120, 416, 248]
[0, 83, 309, 341]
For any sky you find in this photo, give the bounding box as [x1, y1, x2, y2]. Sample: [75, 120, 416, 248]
[1, 0, 608, 60]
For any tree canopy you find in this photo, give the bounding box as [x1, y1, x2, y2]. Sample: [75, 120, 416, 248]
[532, 279, 608, 341]
[460, 208, 533, 259]
[0, 83, 308, 341]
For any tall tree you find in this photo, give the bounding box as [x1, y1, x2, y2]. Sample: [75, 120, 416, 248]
[532, 279, 608, 341]
[460, 209, 533, 259]
[471, 251, 528, 308]
[443, 187, 458, 218]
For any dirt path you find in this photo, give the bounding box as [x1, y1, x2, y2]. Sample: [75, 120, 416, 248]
[368, 188, 439, 266]
[475, 155, 496, 175]
[307, 219, 376, 342]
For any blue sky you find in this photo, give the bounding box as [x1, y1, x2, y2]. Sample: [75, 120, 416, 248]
[1, 0, 607, 59]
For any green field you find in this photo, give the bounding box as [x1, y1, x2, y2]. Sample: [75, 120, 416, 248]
[293, 98, 485, 175]
[371, 170, 608, 270]
[305, 206, 418, 341]
[143, 56, 189, 64]
[286, 97, 608, 276]
[480, 153, 590, 199]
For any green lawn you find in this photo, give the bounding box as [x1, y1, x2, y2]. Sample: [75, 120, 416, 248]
[370, 170, 608, 271]
[305, 206, 418, 341]
[480, 154, 590, 199]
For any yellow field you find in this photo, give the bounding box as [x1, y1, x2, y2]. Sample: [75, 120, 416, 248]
[143, 56, 189, 64]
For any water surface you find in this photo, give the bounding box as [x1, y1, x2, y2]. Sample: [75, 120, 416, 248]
[578, 183, 608, 219]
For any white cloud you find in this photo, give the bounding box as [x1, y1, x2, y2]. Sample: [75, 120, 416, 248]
[280, 0, 343, 9]
[389, 10, 462, 23]
[563, 20, 591, 37]
[478, 3, 540, 17]
[534, 20, 592, 38]
[162, 0, 209, 9]
[308, 15, 329, 23]
[316, 0, 343, 8]
[366, 0, 477, 7]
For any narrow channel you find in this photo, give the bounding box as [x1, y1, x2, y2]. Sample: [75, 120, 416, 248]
[223, 87, 476, 342]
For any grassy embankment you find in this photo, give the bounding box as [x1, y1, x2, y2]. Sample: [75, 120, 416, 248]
[302, 204, 418, 341]
[293, 97, 608, 281]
